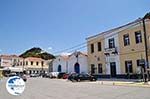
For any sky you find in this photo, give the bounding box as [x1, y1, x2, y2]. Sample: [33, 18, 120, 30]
[0, 0, 149, 55]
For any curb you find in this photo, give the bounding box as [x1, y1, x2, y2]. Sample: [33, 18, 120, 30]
[97, 81, 150, 88]
[114, 82, 150, 88]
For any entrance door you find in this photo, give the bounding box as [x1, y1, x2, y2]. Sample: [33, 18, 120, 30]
[91, 64, 95, 74]
[74, 63, 80, 73]
[58, 65, 62, 72]
[110, 62, 116, 77]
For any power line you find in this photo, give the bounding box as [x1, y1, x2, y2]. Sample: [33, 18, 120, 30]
[53, 42, 86, 54]
[53, 18, 149, 55]
[67, 45, 87, 53]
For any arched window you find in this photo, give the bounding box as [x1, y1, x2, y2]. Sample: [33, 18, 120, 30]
[74, 63, 80, 73]
[58, 65, 62, 72]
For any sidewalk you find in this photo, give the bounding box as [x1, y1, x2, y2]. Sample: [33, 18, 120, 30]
[96, 79, 150, 88]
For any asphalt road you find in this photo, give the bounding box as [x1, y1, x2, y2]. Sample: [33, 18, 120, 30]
[0, 77, 150, 99]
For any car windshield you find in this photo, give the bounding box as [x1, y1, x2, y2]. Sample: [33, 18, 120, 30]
[71, 73, 78, 77]
[83, 74, 90, 77]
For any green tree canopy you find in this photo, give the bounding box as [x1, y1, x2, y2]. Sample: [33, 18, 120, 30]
[19, 47, 55, 60]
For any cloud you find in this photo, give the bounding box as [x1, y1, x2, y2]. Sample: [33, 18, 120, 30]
[61, 52, 71, 56]
[48, 47, 52, 50]
[40, 47, 53, 53]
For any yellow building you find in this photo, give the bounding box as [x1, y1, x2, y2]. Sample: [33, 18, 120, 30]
[119, 15, 150, 77]
[87, 33, 106, 75]
[24, 57, 49, 74]
[87, 13, 150, 78]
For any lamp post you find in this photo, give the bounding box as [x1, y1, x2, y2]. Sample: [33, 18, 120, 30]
[142, 12, 150, 82]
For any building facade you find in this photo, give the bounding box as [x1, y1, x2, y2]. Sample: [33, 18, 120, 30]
[0, 55, 25, 74]
[104, 29, 121, 77]
[24, 57, 49, 74]
[118, 18, 150, 77]
[53, 51, 88, 73]
[87, 14, 150, 78]
[87, 34, 106, 76]
[0, 55, 24, 68]
[0, 55, 51, 75]
[53, 55, 69, 73]
[0, 55, 12, 68]
[68, 51, 88, 73]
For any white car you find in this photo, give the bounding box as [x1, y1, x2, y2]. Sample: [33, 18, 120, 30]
[30, 74, 40, 77]
[50, 72, 59, 78]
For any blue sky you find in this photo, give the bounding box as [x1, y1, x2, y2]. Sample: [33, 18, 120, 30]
[0, 0, 149, 55]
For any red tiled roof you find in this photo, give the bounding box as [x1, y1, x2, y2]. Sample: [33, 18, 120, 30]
[0, 54, 23, 59]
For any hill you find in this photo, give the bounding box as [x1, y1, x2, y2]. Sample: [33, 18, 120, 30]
[19, 47, 55, 60]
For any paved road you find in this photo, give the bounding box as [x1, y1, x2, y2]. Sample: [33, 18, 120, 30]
[0, 77, 150, 99]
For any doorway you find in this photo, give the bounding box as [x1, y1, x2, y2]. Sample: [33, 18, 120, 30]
[74, 63, 80, 73]
[58, 65, 62, 72]
[110, 62, 117, 77]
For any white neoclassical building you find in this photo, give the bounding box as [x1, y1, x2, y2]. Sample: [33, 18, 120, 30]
[52, 55, 69, 73]
[68, 52, 88, 73]
[52, 51, 88, 74]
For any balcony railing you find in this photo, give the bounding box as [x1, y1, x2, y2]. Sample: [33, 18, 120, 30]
[104, 47, 118, 55]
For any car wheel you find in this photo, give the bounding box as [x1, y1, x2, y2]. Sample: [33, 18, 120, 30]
[71, 79, 76, 82]
[77, 79, 81, 82]
[90, 78, 95, 81]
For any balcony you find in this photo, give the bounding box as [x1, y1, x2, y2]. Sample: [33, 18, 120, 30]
[104, 47, 118, 56]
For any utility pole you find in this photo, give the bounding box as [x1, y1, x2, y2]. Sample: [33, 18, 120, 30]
[142, 12, 150, 82]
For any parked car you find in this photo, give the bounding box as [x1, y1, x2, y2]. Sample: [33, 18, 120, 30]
[20, 74, 27, 82]
[57, 72, 66, 79]
[62, 73, 69, 79]
[68, 73, 97, 82]
[30, 73, 40, 77]
[68, 73, 79, 81]
[6, 72, 27, 82]
[7, 73, 17, 77]
[42, 73, 51, 78]
[49, 72, 59, 78]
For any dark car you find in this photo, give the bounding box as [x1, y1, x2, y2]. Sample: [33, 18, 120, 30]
[57, 72, 66, 79]
[42, 73, 51, 78]
[17, 73, 27, 82]
[68, 73, 97, 82]
[67, 73, 78, 81]
[20, 74, 27, 82]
